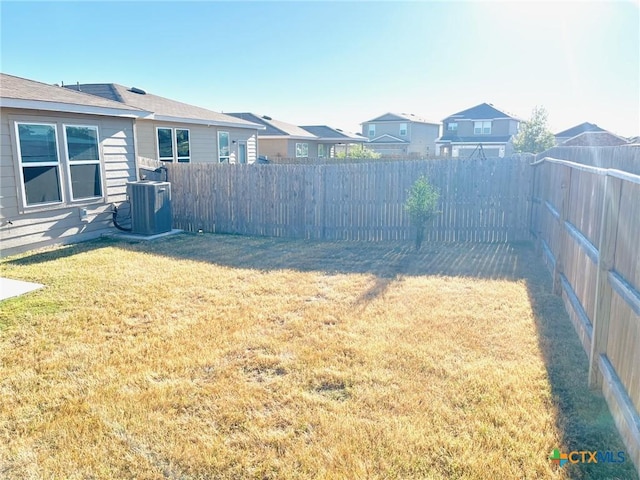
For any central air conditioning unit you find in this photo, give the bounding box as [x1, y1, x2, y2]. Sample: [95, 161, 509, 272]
[126, 181, 172, 235]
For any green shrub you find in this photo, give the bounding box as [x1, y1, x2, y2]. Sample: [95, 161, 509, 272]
[405, 175, 440, 250]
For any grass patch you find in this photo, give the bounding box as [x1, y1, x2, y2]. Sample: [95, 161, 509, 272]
[0, 234, 636, 479]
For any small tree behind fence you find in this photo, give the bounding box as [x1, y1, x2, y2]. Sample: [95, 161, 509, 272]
[165, 155, 533, 243]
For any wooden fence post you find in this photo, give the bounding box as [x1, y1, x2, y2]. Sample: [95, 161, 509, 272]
[588, 175, 622, 390]
[553, 165, 572, 295]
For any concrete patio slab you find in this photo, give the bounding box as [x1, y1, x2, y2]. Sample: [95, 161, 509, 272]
[1, 277, 44, 301]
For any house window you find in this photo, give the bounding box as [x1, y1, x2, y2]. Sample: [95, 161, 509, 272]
[16, 123, 63, 206]
[64, 125, 102, 200]
[295, 143, 309, 158]
[176, 129, 190, 163]
[157, 127, 190, 163]
[447, 122, 458, 131]
[16, 122, 105, 208]
[318, 144, 326, 158]
[474, 121, 492, 135]
[368, 124, 375, 137]
[157, 128, 174, 161]
[399, 123, 407, 136]
[218, 131, 230, 163]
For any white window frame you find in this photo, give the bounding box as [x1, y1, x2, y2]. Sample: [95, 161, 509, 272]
[157, 127, 190, 163]
[218, 131, 230, 163]
[368, 124, 376, 137]
[447, 122, 458, 131]
[474, 121, 492, 135]
[15, 122, 64, 208]
[63, 124, 103, 201]
[399, 123, 407, 136]
[295, 143, 309, 158]
[157, 127, 174, 162]
[175, 128, 190, 163]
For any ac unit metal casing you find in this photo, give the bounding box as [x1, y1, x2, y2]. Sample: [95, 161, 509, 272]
[126, 181, 172, 235]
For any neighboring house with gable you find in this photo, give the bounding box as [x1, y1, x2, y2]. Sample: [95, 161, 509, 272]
[65, 84, 263, 164]
[0, 73, 149, 256]
[554, 123, 629, 146]
[299, 125, 368, 158]
[436, 103, 521, 158]
[226, 113, 317, 159]
[361, 113, 440, 157]
[554, 122, 605, 145]
[560, 131, 630, 147]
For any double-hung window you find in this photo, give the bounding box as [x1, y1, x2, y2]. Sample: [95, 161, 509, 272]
[295, 143, 308, 158]
[218, 131, 230, 163]
[157, 127, 190, 162]
[474, 121, 492, 135]
[368, 124, 376, 138]
[318, 144, 326, 158]
[399, 123, 407, 136]
[447, 122, 458, 132]
[16, 122, 104, 208]
[64, 125, 102, 200]
[16, 123, 63, 206]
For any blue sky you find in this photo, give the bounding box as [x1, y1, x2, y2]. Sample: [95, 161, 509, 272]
[1, 1, 638, 137]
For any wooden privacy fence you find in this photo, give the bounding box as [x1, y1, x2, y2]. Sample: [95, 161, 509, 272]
[539, 145, 640, 175]
[165, 156, 533, 243]
[531, 157, 640, 473]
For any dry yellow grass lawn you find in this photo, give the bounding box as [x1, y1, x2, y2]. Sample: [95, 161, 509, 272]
[0, 235, 636, 479]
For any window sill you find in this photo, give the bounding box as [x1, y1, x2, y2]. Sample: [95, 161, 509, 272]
[20, 198, 107, 216]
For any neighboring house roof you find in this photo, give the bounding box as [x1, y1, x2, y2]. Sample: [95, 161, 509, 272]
[300, 125, 367, 142]
[555, 122, 605, 138]
[560, 131, 630, 147]
[0, 72, 150, 118]
[369, 134, 409, 144]
[437, 135, 513, 143]
[363, 112, 439, 125]
[64, 83, 262, 129]
[227, 113, 316, 139]
[443, 103, 520, 121]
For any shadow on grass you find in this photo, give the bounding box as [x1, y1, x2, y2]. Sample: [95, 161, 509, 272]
[523, 254, 638, 480]
[5, 232, 527, 281]
[3, 232, 638, 478]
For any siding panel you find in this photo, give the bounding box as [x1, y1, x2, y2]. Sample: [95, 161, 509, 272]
[0, 108, 136, 256]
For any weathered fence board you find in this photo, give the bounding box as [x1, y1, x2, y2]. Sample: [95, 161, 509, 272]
[538, 145, 640, 175]
[165, 156, 533, 243]
[532, 155, 640, 475]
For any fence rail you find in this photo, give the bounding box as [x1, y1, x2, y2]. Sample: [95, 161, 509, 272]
[164, 156, 533, 243]
[531, 156, 640, 473]
[538, 145, 640, 175]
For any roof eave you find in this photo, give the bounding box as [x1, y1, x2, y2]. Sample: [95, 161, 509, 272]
[0, 98, 151, 118]
[315, 137, 368, 142]
[151, 114, 265, 129]
[260, 134, 318, 140]
[437, 141, 511, 145]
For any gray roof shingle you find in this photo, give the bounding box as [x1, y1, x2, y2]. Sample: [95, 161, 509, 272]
[65, 84, 261, 129]
[560, 131, 629, 146]
[443, 103, 520, 121]
[555, 122, 605, 138]
[300, 125, 366, 141]
[227, 113, 316, 138]
[364, 112, 439, 125]
[0, 73, 146, 114]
